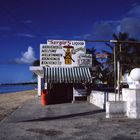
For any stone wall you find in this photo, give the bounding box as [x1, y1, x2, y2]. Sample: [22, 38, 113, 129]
[89, 90, 121, 109]
[90, 89, 140, 118]
[106, 101, 126, 118]
[122, 88, 140, 118]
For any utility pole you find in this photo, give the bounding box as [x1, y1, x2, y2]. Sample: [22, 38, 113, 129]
[113, 46, 117, 101]
[85, 39, 140, 101]
[117, 43, 122, 100]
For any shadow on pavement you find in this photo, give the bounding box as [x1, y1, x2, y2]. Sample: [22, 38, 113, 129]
[19, 109, 104, 123]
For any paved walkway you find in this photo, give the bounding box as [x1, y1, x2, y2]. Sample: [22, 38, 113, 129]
[0, 98, 140, 140]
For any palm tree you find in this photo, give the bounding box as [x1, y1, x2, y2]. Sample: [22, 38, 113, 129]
[86, 48, 103, 84]
[102, 32, 129, 85]
[103, 32, 140, 85]
[122, 38, 140, 71]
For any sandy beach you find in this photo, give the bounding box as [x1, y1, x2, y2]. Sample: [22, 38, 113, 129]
[0, 90, 37, 121]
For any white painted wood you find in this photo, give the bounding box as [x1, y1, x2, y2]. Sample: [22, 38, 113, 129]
[29, 66, 44, 78]
[38, 75, 42, 97]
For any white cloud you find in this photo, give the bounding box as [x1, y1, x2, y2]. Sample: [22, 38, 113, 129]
[15, 46, 36, 64]
[116, 25, 121, 33]
[16, 33, 36, 38]
[73, 33, 92, 40]
[92, 21, 114, 40]
[83, 5, 140, 41]
[128, 5, 140, 17]
[120, 17, 140, 38]
[45, 34, 63, 39]
[72, 4, 140, 50]
[117, 5, 140, 38]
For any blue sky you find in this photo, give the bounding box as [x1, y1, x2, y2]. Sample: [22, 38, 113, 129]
[0, 0, 140, 83]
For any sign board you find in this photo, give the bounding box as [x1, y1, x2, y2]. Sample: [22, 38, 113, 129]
[78, 54, 92, 67]
[47, 40, 85, 47]
[40, 44, 63, 66]
[95, 53, 108, 59]
[40, 40, 86, 67]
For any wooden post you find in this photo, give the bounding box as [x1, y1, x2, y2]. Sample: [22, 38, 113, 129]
[38, 75, 42, 97]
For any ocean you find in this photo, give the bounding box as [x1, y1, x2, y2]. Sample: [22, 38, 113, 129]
[0, 84, 36, 94]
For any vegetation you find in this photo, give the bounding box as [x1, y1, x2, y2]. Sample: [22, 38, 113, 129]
[32, 34, 140, 87]
[86, 48, 103, 85]
[101, 32, 140, 85]
[87, 32, 140, 86]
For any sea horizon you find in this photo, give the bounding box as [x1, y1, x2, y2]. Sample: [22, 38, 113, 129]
[0, 84, 37, 94]
[0, 81, 37, 85]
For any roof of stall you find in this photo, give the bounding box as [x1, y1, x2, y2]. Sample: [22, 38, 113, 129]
[30, 66, 92, 83]
[30, 66, 44, 78]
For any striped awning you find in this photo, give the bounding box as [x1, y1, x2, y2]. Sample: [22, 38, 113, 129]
[45, 67, 92, 83]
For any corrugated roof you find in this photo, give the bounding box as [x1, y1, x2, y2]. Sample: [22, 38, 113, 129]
[45, 67, 92, 83]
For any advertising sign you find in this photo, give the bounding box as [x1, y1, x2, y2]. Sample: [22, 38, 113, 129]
[40, 40, 86, 67]
[78, 54, 92, 67]
[47, 40, 85, 47]
[95, 53, 108, 59]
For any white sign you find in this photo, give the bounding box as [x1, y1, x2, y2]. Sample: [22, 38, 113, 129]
[47, 40, 85, 47]
[40, 40, 86, 67]
[40, 44, 63, 66]
[78, 54, 92, 67]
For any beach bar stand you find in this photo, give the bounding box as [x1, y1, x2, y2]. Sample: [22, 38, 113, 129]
[29, 40, 92, 104]
[30, 66, 92, 104]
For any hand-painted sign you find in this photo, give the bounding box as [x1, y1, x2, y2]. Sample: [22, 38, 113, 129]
[40, 40, 86, 67]
[40, 44, 63, 66]
[63, 46, 74, 65]
[47, 40, 85, 47]
[78, 54, 92, 67]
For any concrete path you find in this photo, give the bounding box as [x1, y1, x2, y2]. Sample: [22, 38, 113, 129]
[0, 98, 140, 140]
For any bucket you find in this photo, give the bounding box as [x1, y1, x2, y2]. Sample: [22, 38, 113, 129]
[41, 89, 48, 106]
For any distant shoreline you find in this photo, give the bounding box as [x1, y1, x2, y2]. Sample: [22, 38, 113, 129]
[0, 84, 37, 94]
[0, 82, 37, 86]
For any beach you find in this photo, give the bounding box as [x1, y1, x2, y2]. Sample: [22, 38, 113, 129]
[0, 90, 37, 121]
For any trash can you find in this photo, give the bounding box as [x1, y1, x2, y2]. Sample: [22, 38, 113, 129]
[41, 89, 48, 106]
